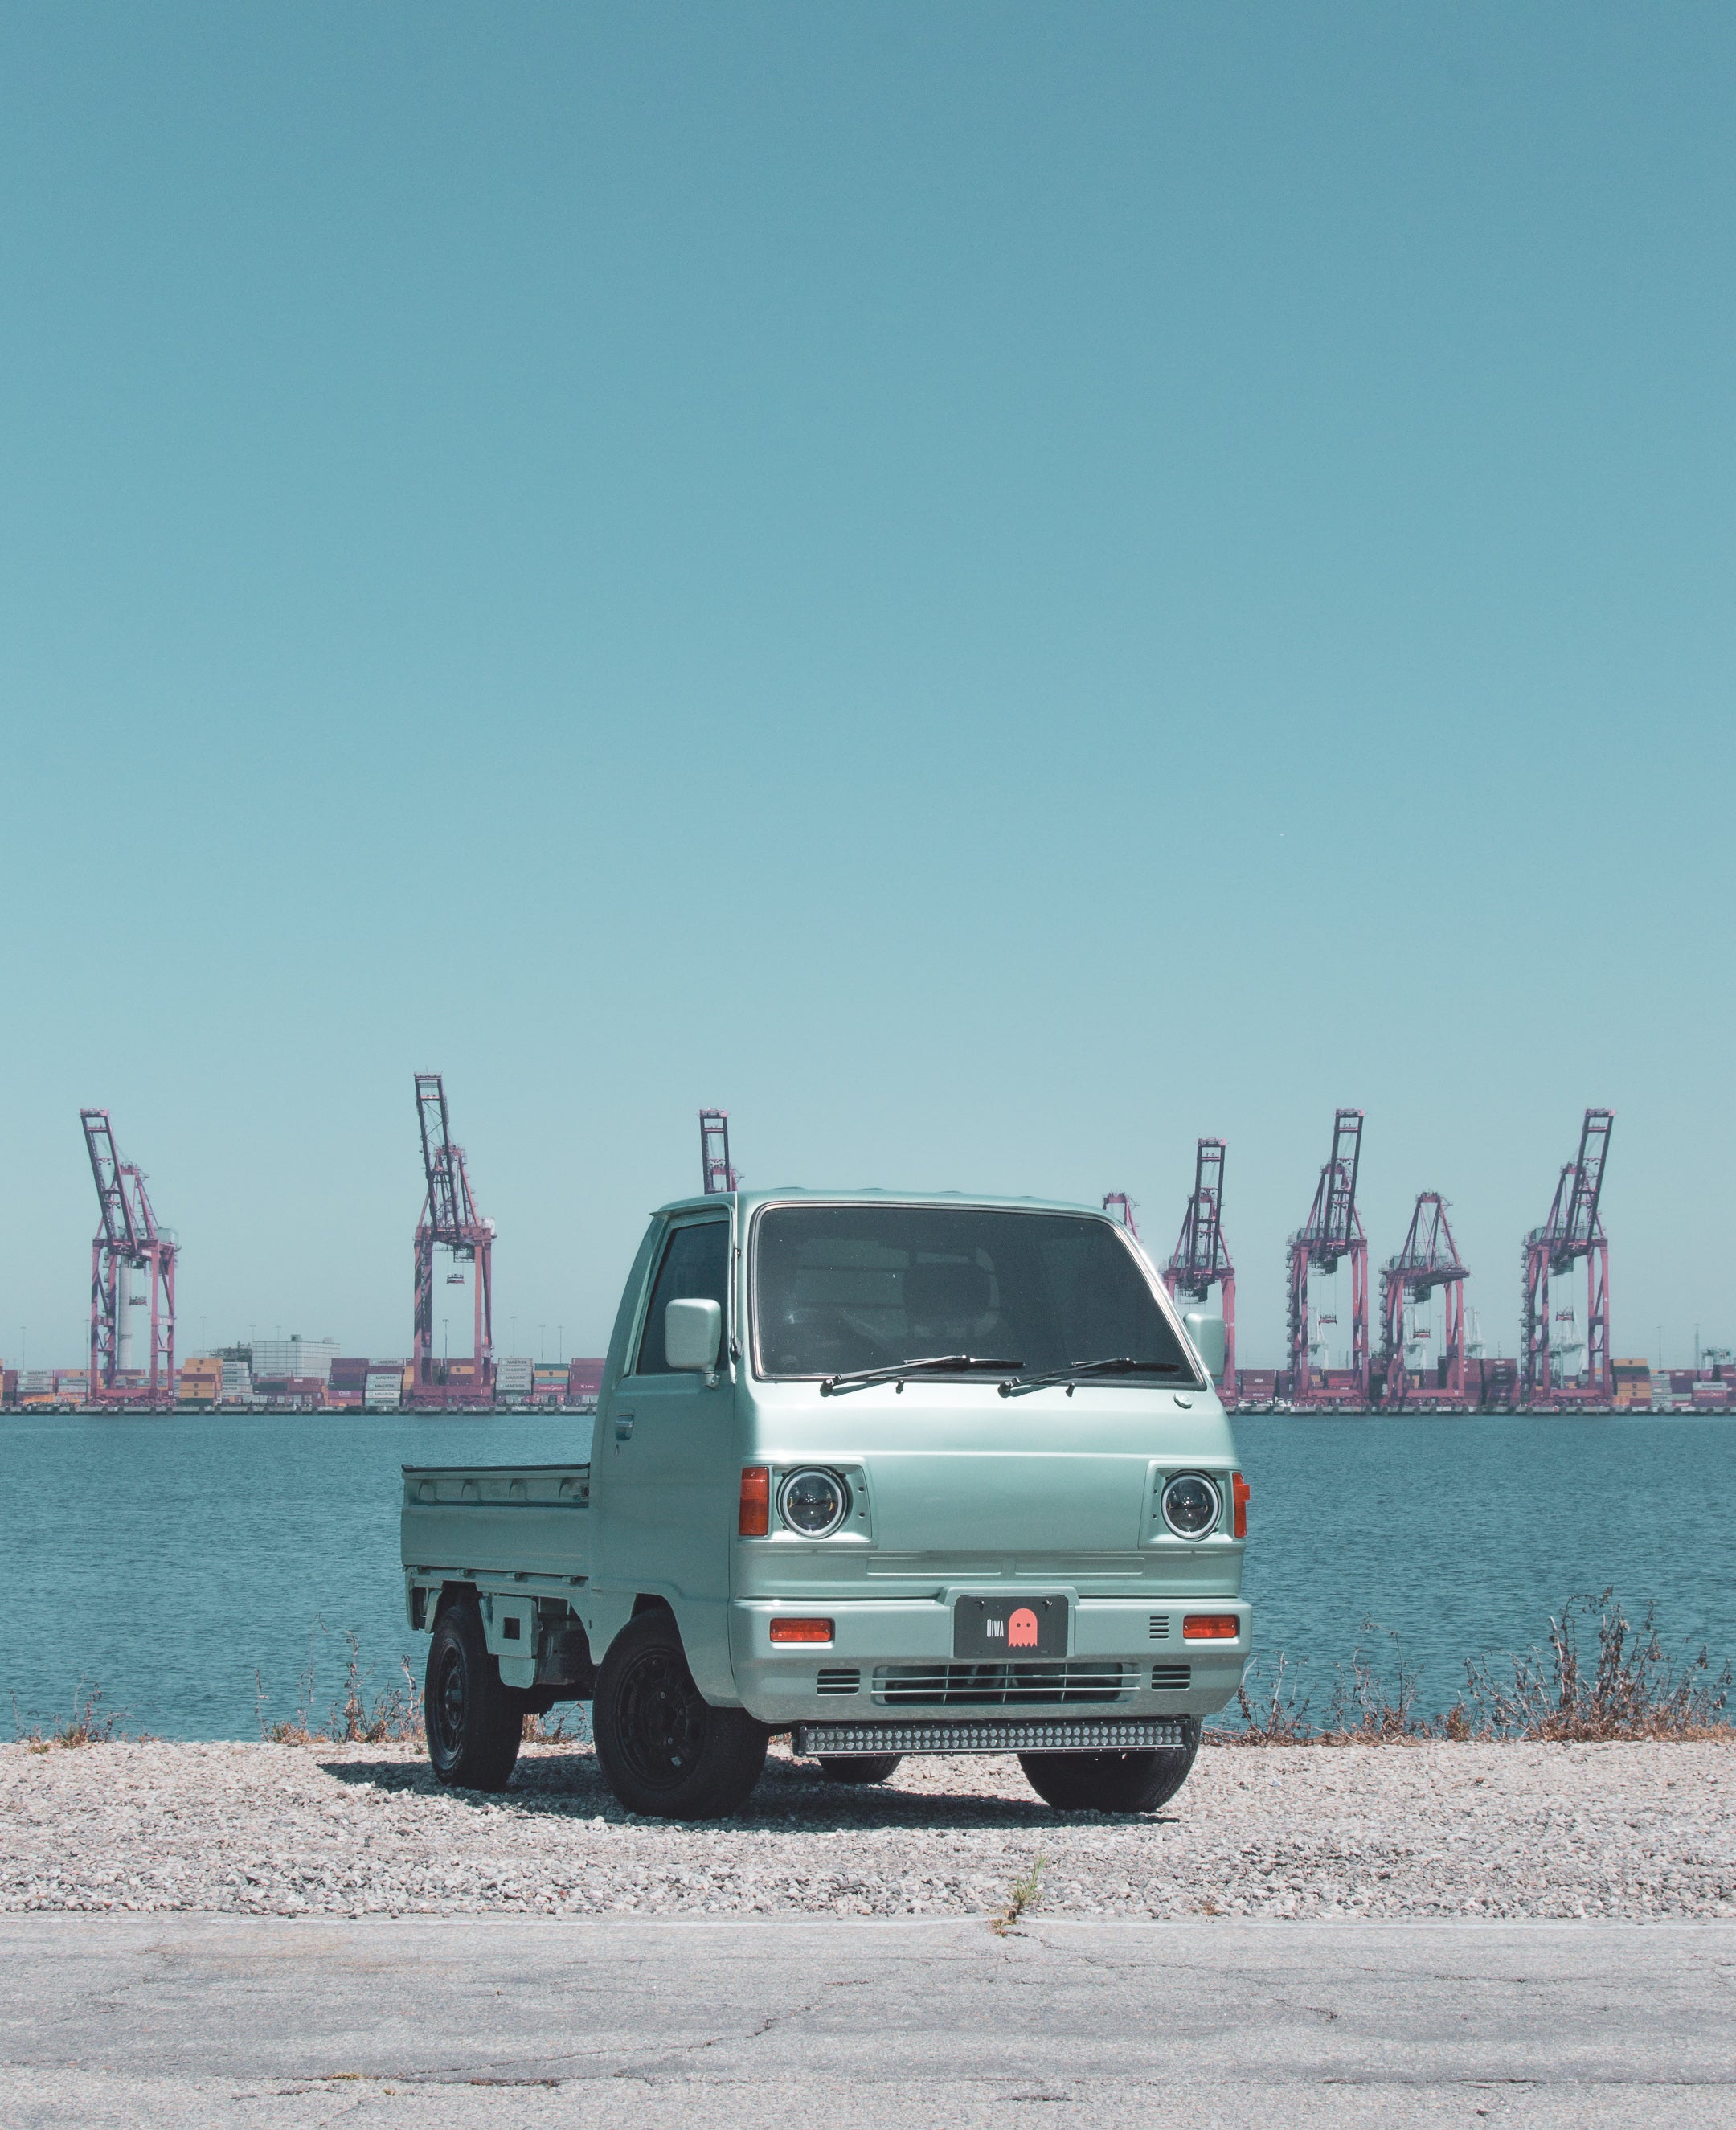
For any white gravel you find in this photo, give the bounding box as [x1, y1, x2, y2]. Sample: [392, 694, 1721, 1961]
[2, 1737, 1732, 1922]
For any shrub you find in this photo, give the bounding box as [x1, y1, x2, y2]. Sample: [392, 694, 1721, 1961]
[1214, 1592, 1732, 1746]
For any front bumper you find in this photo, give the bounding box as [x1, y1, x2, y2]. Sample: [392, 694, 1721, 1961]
[730, 1595, 1248, 1727]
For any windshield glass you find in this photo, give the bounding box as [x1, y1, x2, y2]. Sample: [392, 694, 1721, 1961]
[751, 1204, 1195, 1383]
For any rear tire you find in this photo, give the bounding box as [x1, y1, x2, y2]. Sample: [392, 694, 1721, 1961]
[1019, 1719, 1201, 1813]
[425, 1600, 526, 1792]
[592, 1611, 768, 1821]
[814, 1754, 903, 1785]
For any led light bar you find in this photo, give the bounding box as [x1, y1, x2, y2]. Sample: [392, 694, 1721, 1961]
[792, 1718, 1187, 1756]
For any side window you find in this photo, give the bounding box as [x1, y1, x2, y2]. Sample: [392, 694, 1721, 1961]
[633, 1220, 730, 1377]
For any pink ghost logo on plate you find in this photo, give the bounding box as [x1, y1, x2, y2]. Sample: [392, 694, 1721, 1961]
[1007, 1607, 1040, 1649]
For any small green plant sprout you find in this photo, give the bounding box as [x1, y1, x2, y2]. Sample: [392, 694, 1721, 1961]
[991, 1852, 1046, 1936]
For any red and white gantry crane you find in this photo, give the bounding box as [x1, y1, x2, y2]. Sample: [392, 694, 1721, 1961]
[700, 1109, 739, 1194]
[1286, 1108, 1368, 1407]
[1521, 1108, 1613, 1407]
[1377, 1192, 1467, 1409]
[1102, 1191, 1140, 1238]
[1161, 1141, 1236, 1400]
[413, 1073, 494, 1403]
[81, 1108, 178, 1407]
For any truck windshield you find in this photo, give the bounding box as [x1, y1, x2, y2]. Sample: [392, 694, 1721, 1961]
[751, 1205, 1195, 1385]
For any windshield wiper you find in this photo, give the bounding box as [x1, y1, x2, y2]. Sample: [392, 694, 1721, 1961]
[820, 1354, 1023, 1396]
[999, 1356, 1186, 1398]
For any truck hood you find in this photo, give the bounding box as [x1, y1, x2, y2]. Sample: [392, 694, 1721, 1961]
[865, 1448, 1151, 1554]
[747, 1382, 1236, 1557]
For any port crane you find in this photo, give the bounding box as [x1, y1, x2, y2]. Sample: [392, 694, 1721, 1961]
[80, 1108, 178, 1406]
[1376, 1192, 1467, 1408]
[1286, 1108, 1368, 1407]
[413, 1073, 494, 1403]
[1161, 1140, 1236, 1398]
[1521, 1108, 1613, 1404]
[1102, 1190, 1140, 1238]
[700, 1109, 740, 1194]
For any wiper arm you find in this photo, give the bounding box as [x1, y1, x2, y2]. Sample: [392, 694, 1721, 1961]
[820, 1354, 1023, 1397]
[998, 1356, 1185, 1398]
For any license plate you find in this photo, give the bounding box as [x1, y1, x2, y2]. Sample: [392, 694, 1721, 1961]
[952, 1593, 1067, 1660]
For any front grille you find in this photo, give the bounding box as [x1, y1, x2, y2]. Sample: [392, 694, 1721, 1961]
[817, 1668, 860, 1696]
[796, 1717, 1187, 1756]
[1151, 1662, 1192, 1689]
[872, 1661, 1132, 1708]
[1149, 1615, 1171, 1640]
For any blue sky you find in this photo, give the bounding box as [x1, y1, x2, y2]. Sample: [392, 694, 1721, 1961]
[2, 3, 1732, 1368]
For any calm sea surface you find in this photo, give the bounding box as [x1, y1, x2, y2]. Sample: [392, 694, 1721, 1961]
[2, 1409, 1732, 1739]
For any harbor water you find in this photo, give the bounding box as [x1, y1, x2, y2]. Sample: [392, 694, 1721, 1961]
[2, 1409, 1733, 1741]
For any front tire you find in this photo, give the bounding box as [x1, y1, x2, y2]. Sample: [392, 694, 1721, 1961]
[592, 1611, 768, 1821]
[814, 1754, 903, 1785]
[1019, 1719, 1201, 1813]
[425, 1600, 526, 1792]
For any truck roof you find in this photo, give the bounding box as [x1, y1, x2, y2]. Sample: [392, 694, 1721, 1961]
[651, 1186, 1122, 1220]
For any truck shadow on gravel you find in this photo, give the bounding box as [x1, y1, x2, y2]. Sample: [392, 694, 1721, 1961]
[316, 1750, 1183, 1831]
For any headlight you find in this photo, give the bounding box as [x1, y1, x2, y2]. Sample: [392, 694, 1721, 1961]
[778, 1468, 850, 1538]
[1161, 1473, 1221, 1538]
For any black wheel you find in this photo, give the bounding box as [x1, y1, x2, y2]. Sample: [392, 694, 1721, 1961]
[1019, 1719, 1201, 1813]
[814, 1754, 903, 1785]
[425, 1599, 526, 1792]
[592, 1611, 768, 1821]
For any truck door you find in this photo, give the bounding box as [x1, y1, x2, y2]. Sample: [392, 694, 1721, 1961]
[597, 1213, 735, 1620]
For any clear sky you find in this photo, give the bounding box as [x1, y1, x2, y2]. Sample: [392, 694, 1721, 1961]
[2, 3, 1732, 1370]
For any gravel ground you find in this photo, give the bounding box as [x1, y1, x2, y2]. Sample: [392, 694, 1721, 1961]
[2, 1737, 1732, 1923]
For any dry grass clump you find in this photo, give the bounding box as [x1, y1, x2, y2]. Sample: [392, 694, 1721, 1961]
[1467, 1590, 1732, 1743]
[258, 1630, 426, 1746]
[10, 1685, 127, 1753]
[1215, 1591, 1732, 1747]
[256, 1627, 579, 1748]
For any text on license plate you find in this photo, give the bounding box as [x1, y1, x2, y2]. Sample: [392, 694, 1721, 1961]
[952, 1594, 1068, 1660]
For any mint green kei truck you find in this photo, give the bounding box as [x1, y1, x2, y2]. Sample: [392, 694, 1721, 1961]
[400, 1190, 1248, 1820]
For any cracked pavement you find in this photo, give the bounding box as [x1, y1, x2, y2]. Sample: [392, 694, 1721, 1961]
[2, 1915, 1734, 2128]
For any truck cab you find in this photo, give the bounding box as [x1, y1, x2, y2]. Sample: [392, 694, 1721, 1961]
[403, 1188, 1247, 1818]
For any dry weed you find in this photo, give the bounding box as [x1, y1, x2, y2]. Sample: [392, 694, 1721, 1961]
[11, 1684, 126, 1751]
[1465, 1589, 1731, 1742]
[1214, 1592, 1733, 1747]
[256, 1628, 425, 1746]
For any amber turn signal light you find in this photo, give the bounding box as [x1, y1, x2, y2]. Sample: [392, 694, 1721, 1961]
[1231, 1471, 1250, 1539]
[769, 1616, 833, 1645]
[739, 1465, 770, 1537]
[1183, 1613, 1240, 1641]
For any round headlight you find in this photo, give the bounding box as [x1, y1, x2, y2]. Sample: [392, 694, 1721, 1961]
[778, 1467, 850, 1538]
[1161, 1473, 1221, 1539]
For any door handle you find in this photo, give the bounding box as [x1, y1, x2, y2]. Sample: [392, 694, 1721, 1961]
[614, 1411, 635, 1441]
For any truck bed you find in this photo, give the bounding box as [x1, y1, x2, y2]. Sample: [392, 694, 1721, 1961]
[400, 1464, 592, 1584]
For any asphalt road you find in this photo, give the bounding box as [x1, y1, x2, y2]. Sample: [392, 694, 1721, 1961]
[2, 1915, 1732, 2128]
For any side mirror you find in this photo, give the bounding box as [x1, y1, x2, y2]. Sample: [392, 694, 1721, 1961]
[665, 1296, 723, 1377]
[1183, 1312, 1226, 1382]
